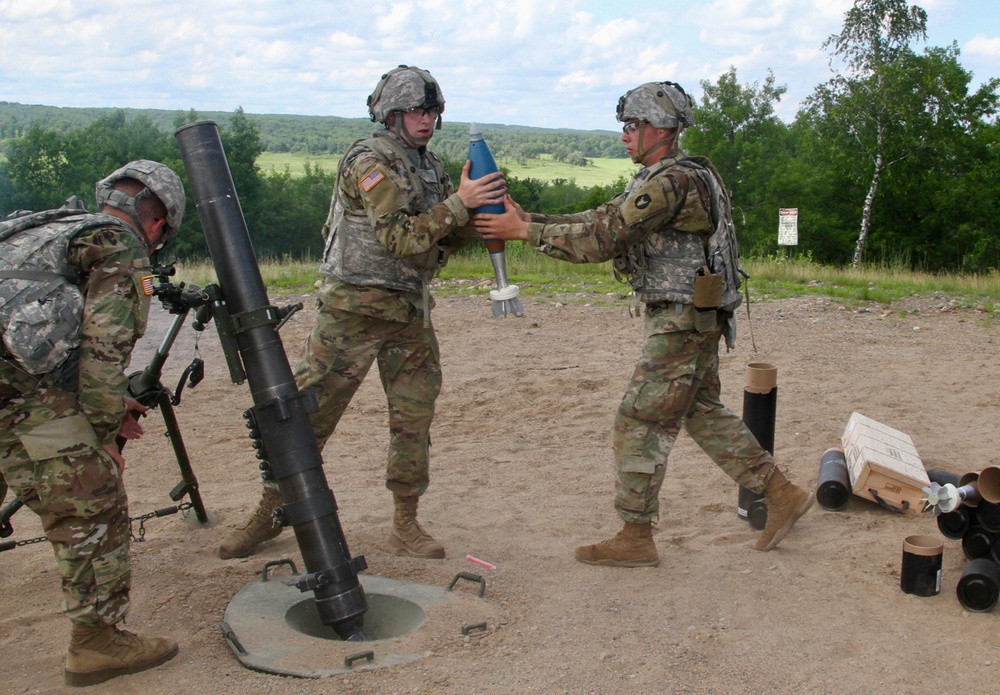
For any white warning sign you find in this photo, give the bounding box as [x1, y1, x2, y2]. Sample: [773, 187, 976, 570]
[778, 208, 798, 246]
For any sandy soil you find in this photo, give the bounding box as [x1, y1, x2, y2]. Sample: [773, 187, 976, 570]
[2, 283, 1000, 694]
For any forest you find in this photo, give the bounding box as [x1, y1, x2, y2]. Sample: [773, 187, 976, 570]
[1, 0, 998, 271]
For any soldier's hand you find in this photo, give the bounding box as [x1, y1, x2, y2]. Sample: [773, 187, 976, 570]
[102, 441, 126, 474]
[474, 194, 530, 242]
[457, 161, 506, 210]
[118, 396, 148, 441]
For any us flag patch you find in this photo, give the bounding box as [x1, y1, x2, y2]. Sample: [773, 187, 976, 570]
[140, 275, 156, 296]
[360, 168, 385, 192]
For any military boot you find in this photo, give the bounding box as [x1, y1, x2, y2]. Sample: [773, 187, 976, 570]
[64, 623, 178, 687]
[755, 468, 814, 551]
[574, 521, 660, 567]
[388, 494, 445, 559]
[217, 486, 284, 560]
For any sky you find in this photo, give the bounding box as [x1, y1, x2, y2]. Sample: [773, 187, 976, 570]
[2, 0, 998, 132]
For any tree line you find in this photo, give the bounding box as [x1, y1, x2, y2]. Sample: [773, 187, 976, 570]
[2, 0, 998, 271]
[0, 102, 624, 163]
[0, 107, 623, 260]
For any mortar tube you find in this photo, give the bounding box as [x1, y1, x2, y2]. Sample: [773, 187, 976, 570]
[978, 465, 1000, 504]
[175, 121, 367, 641]
[739, 363, 777, 530]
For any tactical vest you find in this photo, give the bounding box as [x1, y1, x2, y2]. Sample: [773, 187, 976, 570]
[320, 132, 447, 294]
[615, 155, 743, 312]
[0, 205, 139, 375]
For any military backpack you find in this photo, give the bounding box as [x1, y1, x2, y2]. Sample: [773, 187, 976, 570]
[0, 198, 132, 375]
[675, 156, 744, 314]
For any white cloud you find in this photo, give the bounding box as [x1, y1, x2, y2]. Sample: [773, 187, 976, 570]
[0, 0, 994, 130]
[965, 35, 1000, 59]
[376, 3, 416, 34]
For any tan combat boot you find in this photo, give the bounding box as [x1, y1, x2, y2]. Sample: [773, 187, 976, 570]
[388, 494, 445, 559]
[755, 468, 814, 551]
[64, 623, 178, 687]
[574, 521, 660, 567]
[217, 486, 283, 559]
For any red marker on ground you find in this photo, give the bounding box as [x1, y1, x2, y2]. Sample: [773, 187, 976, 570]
[466, 554, 496, 570]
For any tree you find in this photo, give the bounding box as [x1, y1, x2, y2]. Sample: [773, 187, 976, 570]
[220, 107, 264, 210]
[2, 125, 69, 212]
[252, 161, 336, 259]
[816, 0, 928, 267]
[867, 44, 1000, 268]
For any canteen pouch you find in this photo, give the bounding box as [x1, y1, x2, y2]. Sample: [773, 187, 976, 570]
[693, 266, 723, 309]
[693, 266, 722, 333]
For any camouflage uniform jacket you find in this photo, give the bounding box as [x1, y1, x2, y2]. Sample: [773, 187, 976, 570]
[319, 130, 476, 323]
[0, 220, 152, 447]
[528, 148, 718, 307]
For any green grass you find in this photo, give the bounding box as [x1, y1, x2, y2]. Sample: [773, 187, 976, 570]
[495, 155, 636, 187]
[741, 255, 999, 311]
[257, 151, 341, 176]
[172, 252, 1000, 312]
[257, 151, 636, 186]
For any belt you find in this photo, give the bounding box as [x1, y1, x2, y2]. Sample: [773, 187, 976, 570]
[645, 301, 685, 315]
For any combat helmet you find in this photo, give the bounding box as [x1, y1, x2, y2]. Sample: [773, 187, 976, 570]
[617, 81, 695, 131]
[367, 65, 445, 128]
[95, 160, 185, 245]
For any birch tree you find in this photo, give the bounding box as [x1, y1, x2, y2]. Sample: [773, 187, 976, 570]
[819, 0, 927, 267]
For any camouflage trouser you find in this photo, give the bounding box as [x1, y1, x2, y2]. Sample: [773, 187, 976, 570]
[613, 323, 774, 523]
[282, 303, 442, 498]
[0, 387, 131, 628]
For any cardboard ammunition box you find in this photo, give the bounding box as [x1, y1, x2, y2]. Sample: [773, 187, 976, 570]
[841, 412, 928, 515]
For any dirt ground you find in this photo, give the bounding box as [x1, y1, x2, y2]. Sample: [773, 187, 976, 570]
[2, 282, 1000, 694]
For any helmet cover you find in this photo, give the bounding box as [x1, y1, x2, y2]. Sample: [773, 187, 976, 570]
[95, 160, 185, 238]
[367, 65, 445, 124]
[617, 81, 694, 130]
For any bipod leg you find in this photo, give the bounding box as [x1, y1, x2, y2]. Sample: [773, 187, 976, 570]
[154, 387, 216, 528]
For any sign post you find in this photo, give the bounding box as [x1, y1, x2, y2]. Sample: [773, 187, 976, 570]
[778, 208, 798, 259]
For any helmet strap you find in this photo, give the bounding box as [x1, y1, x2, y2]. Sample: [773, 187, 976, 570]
[391, 112, 432, 147]
[632, 125, 676, 164]
[102, 188, 154, 246]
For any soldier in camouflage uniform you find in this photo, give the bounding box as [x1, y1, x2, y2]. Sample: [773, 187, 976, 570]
[475, 81, 813, 567]
[218, 65, 506, 561]
[0, 161, 184, 685]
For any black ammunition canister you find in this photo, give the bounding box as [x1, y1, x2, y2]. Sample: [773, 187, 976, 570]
[739, 363, 777, 530]
[956, 558, 1000, 612]
[816, 447, 851, 511]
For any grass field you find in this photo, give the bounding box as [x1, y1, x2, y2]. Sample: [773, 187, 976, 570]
[174, 254, 1000, 314]
[257, 151, 637, 187]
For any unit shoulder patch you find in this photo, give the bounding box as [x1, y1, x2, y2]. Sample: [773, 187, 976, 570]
[621, 180, 667, 227]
